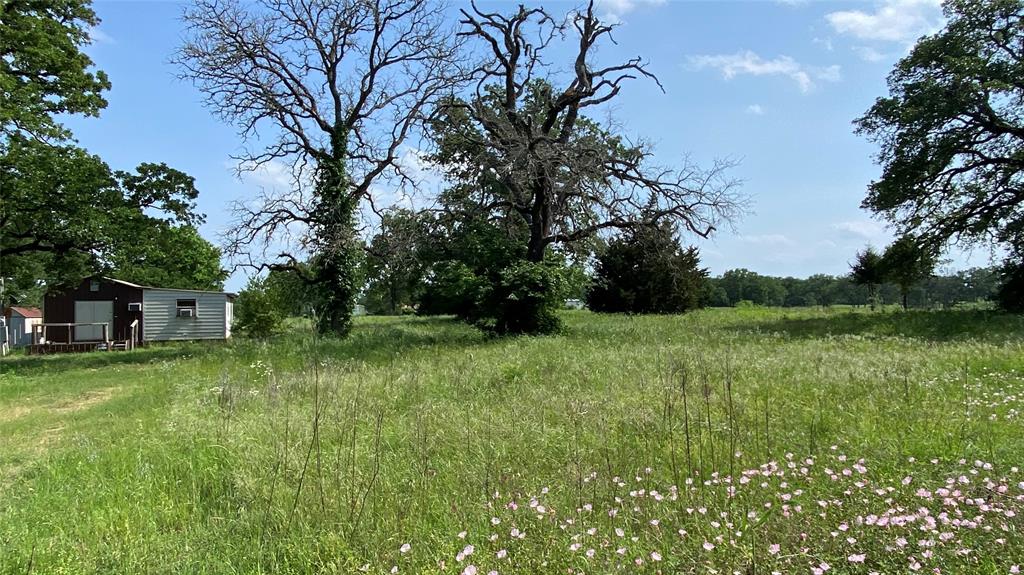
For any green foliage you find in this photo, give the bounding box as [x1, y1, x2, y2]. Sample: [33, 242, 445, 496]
[0, 0, 215, 301]
[702, 267, 999, 310]
[851, 246, 886, 310]
[107, 225, 227, 290]
[716, 268, 787, 307]
[0, 0, 110, 141]
[855, 0, 1024, 253]
[417, 261, 484, 317]
[264, 268, 314, 318]
[232, 276, 284, 338]
[881, 236, 939, 310]
[478, 260, 570, 335]
[0, 138, 205, 290]
[308, 158, 360, 337]
[588, 223, 707, 314]
[995, 259, 1024, 312]
[363, 209, 430, 315]
[426, 76, 728, 333]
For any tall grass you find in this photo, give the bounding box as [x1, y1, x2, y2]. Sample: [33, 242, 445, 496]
[0, 308, 1022, 574]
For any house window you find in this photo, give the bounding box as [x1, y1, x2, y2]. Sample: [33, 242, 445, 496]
[90, 279, 100, 292]
[176, 299, 197, 318]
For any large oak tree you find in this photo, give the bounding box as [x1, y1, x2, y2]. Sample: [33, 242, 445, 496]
[433, 2, 743, 265]
[0, 0, 110, 142]
[856, 0, 1024, 255]
[1, 0, 215, 301]
[176, 0, 466, 335]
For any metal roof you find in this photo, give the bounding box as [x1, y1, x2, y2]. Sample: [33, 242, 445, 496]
[103, 277, 237, 298]
[7, 306, 42, 318]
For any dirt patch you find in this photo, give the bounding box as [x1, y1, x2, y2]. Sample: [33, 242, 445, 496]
[50, 387, 118, 415]
[0, 405, 35, 424]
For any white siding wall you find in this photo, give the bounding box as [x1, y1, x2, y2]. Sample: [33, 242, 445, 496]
[142, 290, 229, 341]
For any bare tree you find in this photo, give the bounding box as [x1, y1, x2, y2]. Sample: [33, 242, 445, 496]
[175, 0, 465, 335]
[433, 1, 744, 263]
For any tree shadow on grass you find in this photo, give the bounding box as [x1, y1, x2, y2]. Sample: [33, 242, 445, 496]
[0, 341, 227, 377]
[732, 309, 1024, 343]
[0, 315, 493, 377]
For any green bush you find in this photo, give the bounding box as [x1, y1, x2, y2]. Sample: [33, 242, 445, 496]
[417, 261, 484, 318]
[478, 261, 569, 335]
[995, 260, 1024, 313]
[587, 223, 708, 314]
[232, 277, 284, 338]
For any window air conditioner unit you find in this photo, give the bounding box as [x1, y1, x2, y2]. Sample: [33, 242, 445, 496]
[128, 302, 142, 312]
[177, 308, 195, 318]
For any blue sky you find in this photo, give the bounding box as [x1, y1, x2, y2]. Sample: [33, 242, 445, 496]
[66, 0, 993, 291]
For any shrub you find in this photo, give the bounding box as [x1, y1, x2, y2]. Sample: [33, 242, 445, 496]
[417, 261, 484, 318]
[232, 277, 284, 338]
[587, 223, 708, 314]
[995, 260, 1024, 313]
[479, 261, 570, 335]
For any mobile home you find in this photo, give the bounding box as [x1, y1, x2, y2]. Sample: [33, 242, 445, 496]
[41, 277, 235, 347]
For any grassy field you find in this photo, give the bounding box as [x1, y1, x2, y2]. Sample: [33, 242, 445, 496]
[1, 307, 1023, 574]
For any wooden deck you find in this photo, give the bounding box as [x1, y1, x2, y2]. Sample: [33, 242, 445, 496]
[28, 321, 139, 355]
[28, 341, 130, 355]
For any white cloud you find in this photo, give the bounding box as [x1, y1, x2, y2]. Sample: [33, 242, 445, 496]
[688, 51, 841, 93]
[88, 26, 115, 45]
[595, 0, 665, 21]
[826, 0, 944, 44]
[738, 234, 797, 247]
[813, 36, 835, 52]
[745, 104, 765, 115]
[854, 46, 892, 62]
[831, 220, 889, 243]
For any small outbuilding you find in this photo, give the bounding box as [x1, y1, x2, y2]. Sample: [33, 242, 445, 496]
[4, 306, 42, 347]
[39, 277, 235, 349]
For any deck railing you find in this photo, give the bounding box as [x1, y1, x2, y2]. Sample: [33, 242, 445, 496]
[32, 322, 110, 345]
[129, 319, 139, 350]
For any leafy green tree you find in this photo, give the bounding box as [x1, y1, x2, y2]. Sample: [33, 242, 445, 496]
[445, 5, 741, 266]
[1, 139, 204, 287]
[0, 253, 48, 308]
[108, 225, 227, 291]
[478, 261, 570, 336]
[716, 269, 786, 306]
[995, 261, 1024, 312]
[701, 279, 731, 307]
[881, 236, 939, 310]
[855, 0, 1024, 302]
[363, 209, 430, 315]
[425, 4, 740, 334]
[413, 187, 529, 320]
[177, 0, 464, 337]
[264, 268, 315, 318]
[587, 223, 708, 314]
[0, 0, 218, 304]
[232, 276, 284, 338]
[0, 0, 110, 141]
[851, 247, 886, 310]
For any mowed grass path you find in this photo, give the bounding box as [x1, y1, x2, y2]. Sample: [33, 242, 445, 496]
[1, 308, 1023, 574]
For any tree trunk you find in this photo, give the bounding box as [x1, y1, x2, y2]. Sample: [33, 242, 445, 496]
[312, 131, 359, 336]
[902, 289, 909, 311]
[526, 230, 546, 262]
